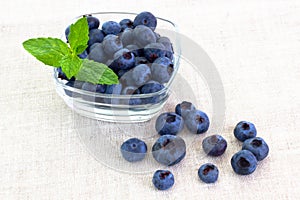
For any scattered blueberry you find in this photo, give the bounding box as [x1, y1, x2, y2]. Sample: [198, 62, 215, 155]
[175, 101, 196, 119]
[198, 163, 219, 183]
[102, 21, 121, 35]
[155, 112, 184, 136]
[133, 11, 157, 31]
[119, 18, 134, 31]
[144, 43, 166, 62]
[234, 121, 257, 142]
[152, 135, 186, 166]
[185, 110, 210, 134]
[152, 170, 174, 190]
[120, 138, 147, 162]
[231, 150, 258, 175]
[202, 135, 227, 156]
[242, 137, 269, 161]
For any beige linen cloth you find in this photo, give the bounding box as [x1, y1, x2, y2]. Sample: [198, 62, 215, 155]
[0, 0, 299, 199]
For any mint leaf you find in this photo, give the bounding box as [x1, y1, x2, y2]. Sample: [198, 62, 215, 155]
[60, 55, 82, 79]
[68, 17, 89, 55]
[76, 59, 119, 85]
[23, 37, 70, 67]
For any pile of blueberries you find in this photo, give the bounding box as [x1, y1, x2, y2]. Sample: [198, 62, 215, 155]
[120, 101, 269, 190]
[59, 11, 174, 104]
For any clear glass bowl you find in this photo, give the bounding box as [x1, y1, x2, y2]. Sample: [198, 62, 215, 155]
[53, 12, 181, 123]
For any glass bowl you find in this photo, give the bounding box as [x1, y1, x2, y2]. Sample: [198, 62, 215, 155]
[53, 12, 181, 123]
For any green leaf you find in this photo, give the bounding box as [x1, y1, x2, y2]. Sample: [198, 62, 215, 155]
[68, 17, 89, 55]
[59, 54, 82, 79]
[23, 37, 70, 67]
[76, 59, 119, 85]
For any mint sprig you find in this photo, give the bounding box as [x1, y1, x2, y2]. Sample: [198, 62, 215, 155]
[22, 17, 118, 85]
[68, 17, 89, 55]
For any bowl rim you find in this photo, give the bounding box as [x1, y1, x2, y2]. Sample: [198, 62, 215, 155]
[54, 11, 181, 100]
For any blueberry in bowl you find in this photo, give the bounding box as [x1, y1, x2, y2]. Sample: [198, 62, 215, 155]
[50, 12, 181, 122]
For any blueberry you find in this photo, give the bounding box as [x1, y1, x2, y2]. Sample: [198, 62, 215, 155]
[140, 81, 164, 94]
[152, 135, 186, 166]
[175, 101, 196, 119]
[86, 16, 100, 30]
[126, 44, 144, 57]
[121, 86, 140, 95]
[78, 50, 88, 59]
[117, 69, 129, 78]
[231, 150, 258, 175]
[133, 25, 156, 47]
[119, 18, 134, 31]
[120, 138, 147, 162]
[105, 83, 122, 95]
[65, 25, 70, 41]
[144, 43, 166, 62]
[73, 81, 85, 89]
[95, 84, 106, 93]
[152, 170, 174, 190]
[234, 121, 257, 142]
[131, 64, 151, 87]
[88, 42, 101, 53]
[155, 112, 184, 136]
[120, 28, 134, 47]
[139, 81, 165, 104]
[87, 43, 107, 64]
[133, 11, 157, 31]
[185, 110, 210, 134]
[121, 86, 142, 105]
[242, 137, 269, 161]
[57, 67, 68, 80]
[110, 49, 135, 71]
[119, 70, 135, 86]
[151, 57, 174, 84]
[88, 29, 104, 47]
[102, 35, 123, 57]
[104, 84, 122, 104]
[202, 135, 227, 156]
[157, 36, 174, 60]
[102, 21, 121, 35]
[135, 57, 149, 65]
[198, 163, 219, 183]
[64, 80, 75, 96]
[81, 82, 97, 92]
